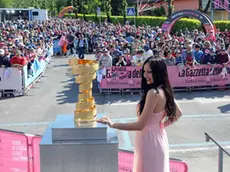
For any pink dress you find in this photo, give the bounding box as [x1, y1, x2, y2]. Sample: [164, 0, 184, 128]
[133, 110, 169, 172]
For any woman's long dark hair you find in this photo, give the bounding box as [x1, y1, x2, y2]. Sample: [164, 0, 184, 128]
[139, 56, 176, 121]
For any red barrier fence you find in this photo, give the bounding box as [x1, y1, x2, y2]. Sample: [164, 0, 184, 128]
[0, 129, 188, 172]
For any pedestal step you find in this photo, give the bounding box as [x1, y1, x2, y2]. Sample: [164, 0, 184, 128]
[51, 114, 107, 142]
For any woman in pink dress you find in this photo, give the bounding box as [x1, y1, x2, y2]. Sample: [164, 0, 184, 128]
[97, 56, 182, 172]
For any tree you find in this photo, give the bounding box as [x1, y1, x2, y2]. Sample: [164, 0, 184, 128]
[102, 0, 112, 22]
[0, 0, 13, 7]
[166, 0, 174, 16]
[49, 0, 57, 16]
[198, 0, 212, 13]
[91, 0, 101, 22]
[121, 0, 127, 24]
[41, 0, 48, 9]
[142, 5, 166, 17]
[56, 0, 68, 12]
[31, 0, 40, 9]
[111, 0, 122, 15]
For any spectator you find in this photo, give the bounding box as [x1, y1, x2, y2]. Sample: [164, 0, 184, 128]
[182, 45, 195, 66]
[66, 31, 75, 56]
[216, 48, 230, 66]
[208, 48, 216, 64]
[114, 52, 127, 66]
[174, 50, 183, 65]
[132, 49, 144, 67]
[10, 50, 28, 70]
[164, 50, 176, 66]
[142, 44, 153, 62]
[193, 44, 203, 64]
[0, 49, 11, 68]
[201, 49, 211, 64]
[77, 34, 88, 59]
[98, 48, 112, 68]
[123, 48, 132, 66]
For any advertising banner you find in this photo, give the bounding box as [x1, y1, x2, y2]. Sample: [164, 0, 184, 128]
[0, 129, 188, 172]
[0, 68, 23, 91]
[99, 65, 230, 89]
[0, 130, 29, 172]
[100, 66, 142, 89]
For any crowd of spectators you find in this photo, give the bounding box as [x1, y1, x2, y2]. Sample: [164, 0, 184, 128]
[0, 20, 53, 77]
[2, 18, 230, 74]
[54, 18, 230, 68]
[93, 25, 230, 69]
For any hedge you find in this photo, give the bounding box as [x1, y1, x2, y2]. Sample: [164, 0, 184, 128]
[213, 20, 230, 31]
[64, 13, 230, 32]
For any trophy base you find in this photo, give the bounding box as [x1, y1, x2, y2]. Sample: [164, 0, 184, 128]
[39, 114, 118, 172]
[51, 114, 107, 142]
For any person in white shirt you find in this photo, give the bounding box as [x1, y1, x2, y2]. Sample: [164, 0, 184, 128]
[98, 48, 112, 68]
[131, 49, 144, 67]
[142, 45, 153, 63]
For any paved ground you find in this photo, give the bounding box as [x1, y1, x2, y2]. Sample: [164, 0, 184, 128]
[0, 55, 230, 172]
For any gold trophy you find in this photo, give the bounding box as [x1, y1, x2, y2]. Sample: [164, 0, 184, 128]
[68, 58, 99, 124]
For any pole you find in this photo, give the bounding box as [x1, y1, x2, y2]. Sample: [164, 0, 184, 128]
[134, 14, 136, 27]
[211, 0, 214, 21]
[99, 13, 101, 32]
[218, 148, 223, 172]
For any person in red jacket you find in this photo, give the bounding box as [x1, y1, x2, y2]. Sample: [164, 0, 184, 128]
[10, 50, 28, 70]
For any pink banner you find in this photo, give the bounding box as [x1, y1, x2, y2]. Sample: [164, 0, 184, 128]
[0, 129, 188, 172]
[100, 65, 230, 89]
[168, 65, 230, 87]
[29, 136, 42, 172]
[0, 130, 29, 172]
[100, 66, 142, 89]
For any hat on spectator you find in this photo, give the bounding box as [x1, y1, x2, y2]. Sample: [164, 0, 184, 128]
[144, 45, 150, 51]
[156, 37, 160, 41]
[117, 51, 123, 57]
[175, 49, 181, 53]
[220, 47, 225, 51]
[18, 43, 25, 47]
[102, 48, 109, 53]
[0, 49, 5, 55]
[210, 48, 215, 53]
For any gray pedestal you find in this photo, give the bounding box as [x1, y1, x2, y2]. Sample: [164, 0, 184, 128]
[39, 114, 118, 172]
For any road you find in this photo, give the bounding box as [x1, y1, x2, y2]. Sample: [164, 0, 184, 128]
[0, 55, 230, 172]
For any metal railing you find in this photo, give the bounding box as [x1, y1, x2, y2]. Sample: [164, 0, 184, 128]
[205, 133, 230, 172]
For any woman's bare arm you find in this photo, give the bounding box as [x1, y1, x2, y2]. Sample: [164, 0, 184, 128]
[163, 100, 182, 127]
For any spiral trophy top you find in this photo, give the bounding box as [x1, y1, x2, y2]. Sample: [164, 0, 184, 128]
[68, 58, 99, 124]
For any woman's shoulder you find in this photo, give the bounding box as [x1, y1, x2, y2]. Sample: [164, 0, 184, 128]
[147, 88, 160, 97]
[147, 88, 165, 99]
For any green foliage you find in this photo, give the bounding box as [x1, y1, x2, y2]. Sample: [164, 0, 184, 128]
[101, 0, 112, 18]
[0, 0, 13, 7]
[41, 0, 48, 9]
[64, 13, 230, 32]
[166, 0, 174, 16]
[172, 18, 201, 32]
[111, 0, 122, 15]
[213, 21, 230, 31]
[142, 5, 166, 16]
